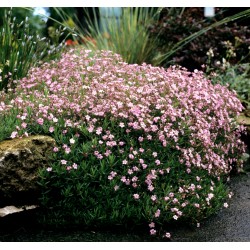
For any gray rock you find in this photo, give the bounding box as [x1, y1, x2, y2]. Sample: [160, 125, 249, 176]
[0, 205, 38, 217]
[0, 135, 55, 206]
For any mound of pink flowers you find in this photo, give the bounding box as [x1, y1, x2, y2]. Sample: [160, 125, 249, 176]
[7, 49, 245, 174]
[1, 48, 246, 237]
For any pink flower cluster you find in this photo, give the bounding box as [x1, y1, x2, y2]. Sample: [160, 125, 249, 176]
[2, 48, 246, 237]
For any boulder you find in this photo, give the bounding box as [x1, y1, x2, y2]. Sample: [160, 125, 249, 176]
[0, 135, 55, 207]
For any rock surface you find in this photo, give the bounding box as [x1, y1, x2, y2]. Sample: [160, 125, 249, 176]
[0, 205, 37, 217]
[0, 135, 55, 207]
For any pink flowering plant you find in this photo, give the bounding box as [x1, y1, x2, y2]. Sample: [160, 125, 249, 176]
[0, 48, 246, 238]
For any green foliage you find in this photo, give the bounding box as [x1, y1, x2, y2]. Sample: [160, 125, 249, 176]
[52, 7, 162, 65]
[37, 119, 230, 231]
[85, 7, 161, 64]
[208, 63, 250, 109]
[0, 7, 46, 35]
[205, 39, 250, 109]
[0, 109, 20, 141]
[149, 7, 250, 70]
[0, 8, 66, 91]
[152, 8, 250, 68]
[49, 7, 250, 68]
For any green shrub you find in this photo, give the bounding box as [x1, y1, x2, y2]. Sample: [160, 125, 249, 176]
[1, 49, 246, 238]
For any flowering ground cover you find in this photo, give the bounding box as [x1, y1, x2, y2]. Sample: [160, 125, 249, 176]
[0, 48, 247, 239]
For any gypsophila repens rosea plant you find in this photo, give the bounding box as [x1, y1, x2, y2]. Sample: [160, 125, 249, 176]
[0, 48, 246, 239]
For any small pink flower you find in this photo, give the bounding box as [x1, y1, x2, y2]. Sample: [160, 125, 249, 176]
[110, 171, 117, 177]
[181, 202, 187, 207]
[21, 122, 27, 128]
[122, 159, 128, 165]
[149, 222, 155, 228]
[104, 150, 111, 156]
[132, 183, 137, 188]
[150, 229, 156, 235]
[121, 176, 126, 182]
[147, 135, 152, 140]
[138, 136, 144, 142]
[208, 193, 214, 200]
[173, 215, 178, 220]
[96, 127, 103, 135]
[223, 203, 229, 208]
[10, 131, 18, 138]
[65, 147, 71, 154]
[155, 209, 161, 217]
[173, 198, 179, 204]
[69, 138, 75, 144]
[152, 152, 157, 158]
[139, 159, 144, 164]
[177, 211, 182, 216]
[97, 154, 103, 159]
[49, 126, 54, 133]
[72, 163, 78, 169]
[108, 175, 113, 180]
[128, 169, 133, 175]
[196, 176, 201, 181]
[132, 176, 138, 182]
[37, 118, 44, 125]
[53, 147, 59, 152]
[155, 159, 161, 165]
[53, 117, 58, 123]
[61, 160, 67, 165]
[129, 154, 134, 160]
[133, 194, 140, 199]
[165, 232, 171, 238]
[119, 122, 125, 128]
[194, 203, 200, 208]
[151, 195, 157, 201]
[46, 167, 52, 172]
[132, 166, 139, 172]
[148, 185, 154, 191]
[139, 148, 144, 153]
[166, 167, 171, 173]
[87, 126, 94, 133]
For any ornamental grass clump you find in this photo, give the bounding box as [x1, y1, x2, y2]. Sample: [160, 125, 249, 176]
[0, 49, 246, 238]
[0, 8, 66, 92]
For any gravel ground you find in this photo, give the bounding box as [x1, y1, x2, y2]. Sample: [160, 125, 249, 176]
[0, 168, 249, 242]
